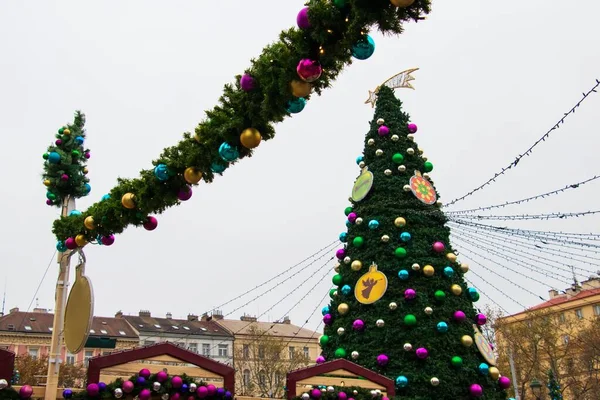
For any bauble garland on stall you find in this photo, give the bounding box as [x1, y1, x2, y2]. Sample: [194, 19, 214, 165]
[51, 0, 431, 249]
[292, 385, 387, 400]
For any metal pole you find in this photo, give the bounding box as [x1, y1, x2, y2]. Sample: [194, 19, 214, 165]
[509, 348, 521, 400]
[45, 196, 74, 400]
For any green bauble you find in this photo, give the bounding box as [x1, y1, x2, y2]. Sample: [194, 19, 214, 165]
[344, 206, 353, 216]
[42, 153, 49, 160]
[395, 247, 407, 258]
[333, 0, 347, 7]
[404, 314, 417, 326]
[434, 290, 446, 301]
[353, 236, 364, 247]
[334, 348, 347, 358]
[451, 356, 463, 367]
[320, 335, 330, 346]
[423, 161, 434, 172]
[392, 153, 404, 164]
[332, 274, 342, 286]
[329, 289, 337, 299]
[58, 127, 64, 134]
[72, 150, 80, 158]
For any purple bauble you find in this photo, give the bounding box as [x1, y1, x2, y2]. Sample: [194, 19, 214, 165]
[347, 212, 357, 223]
[46, 199, 53, 205]
[84, 152, 91, 159]
[101, 234, 115, 246]
[139, 368, 151, 378]
[377, 126, 390, 136]
[323, 314, 333, 325]
[297, 7, 311, 29]
[122, 381, 134, 393]
[352, 319, 365, 331]
[98, 382, 107, 392]
[453, 310, 466, 322]
[61, 174, 69, 181]
[225, 391, 232, 399]
[216, 388, 225, 397]
[338, 392, 347, 400]
[335, 248, 346, 260]
[296, 59, 322, 83]
[407, 123, 418, 133]
[432, 241, 445, 253]
[87, 384, 100, 397]
[206, 384, 217, 396]
[143, 216, 158, 231]
[316, 355, 326, 364]
[177, 186, 193, 201]
[19, 385, 33, 399]
[475, 313, 487, 326]
[197, 386, 208, 398]
[415, 347, 429, 359]
[469, 384, 483, 397]
[56, 139, 63, 145]
[136, 377, 146, 385]
[240, 73, 255, 91]
[65, 237, 77, 249]
[171, 376, 183, 389]
[181, 384, 189, 393]
[404, 288, 417, 300]
[156, 370, 168, 383]
[311, 388, 322, 399]
[139, 389, 151, 400]
[498, 376, 511, 389]
[377, 354, 389, 366]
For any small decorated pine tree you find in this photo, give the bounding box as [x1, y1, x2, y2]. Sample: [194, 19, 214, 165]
[547, 369, 563, 400]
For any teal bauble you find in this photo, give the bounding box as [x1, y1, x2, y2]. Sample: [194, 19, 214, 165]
[219, 142, 239, 162]
[321, 306, 330, 316]
[351, 35, 375, 60]
[398, 270, 409, 280]
[286, 97, 306, 114]
[356, 155, 364, 165]
[437, 322, 449, 333]
[368, 220, 379, 229]
[339, 232, 348, 242]
[56, 241, 67, 252]
[478, 363, 489, 375]
[69, 210, 82, 216]
[468, 287, 480, 302]
[443, 266, 454, 277]
[400, 232, 411, 242]
[101, 194, 111, 201]
[154, 164, 170, 181]
[341, 284, 352, 295]
[395, 376, 408, 388]
[47, 152, 61, 164]
[83, 183, 91, 194]
[211, 162, 227, 174]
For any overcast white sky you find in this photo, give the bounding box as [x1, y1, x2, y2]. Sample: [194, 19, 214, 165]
[1, 1, 599, 332]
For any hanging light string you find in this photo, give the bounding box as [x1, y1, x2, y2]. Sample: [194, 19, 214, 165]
[447, 174, 600, 215]
[280, 288, 331, 351]
[444, 78, 600, 207]
[449, 209, 600, 221]
[465, 274, 525, 310]
[450, 219, 600, 240]
[450, 222, 600, 271]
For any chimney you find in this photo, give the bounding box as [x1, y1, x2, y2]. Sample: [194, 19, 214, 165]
[9, 307, 19, 314]
[240, 314, 257, 323]
[115, 311, 123, 319]
[212, 310, 224, 321]
[32, 308, 47, 313]
[282, 316, 291, 325]
[582, 277, 600, 290]
[166, 312, 172, 320]
[548, 289, 559, 299]
[201, 313, 211, 321]
[139, 310, 151, 317]
[187, 314, 198, 322]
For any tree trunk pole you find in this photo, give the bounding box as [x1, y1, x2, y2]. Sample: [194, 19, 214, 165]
[509, 348, 521, 400]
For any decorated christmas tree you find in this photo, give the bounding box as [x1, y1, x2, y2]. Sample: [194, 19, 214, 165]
[547, 369, 562, 400]
[318, 85, 510, 399]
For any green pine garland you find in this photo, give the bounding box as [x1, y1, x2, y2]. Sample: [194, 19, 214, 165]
[0, 387, 18, 400]
[51, 0, 431, 245]
[292, 385, 384, 400]
[43, 111, 91, 206]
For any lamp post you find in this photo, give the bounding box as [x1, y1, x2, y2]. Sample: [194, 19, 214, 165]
[530, 378, 543, 400]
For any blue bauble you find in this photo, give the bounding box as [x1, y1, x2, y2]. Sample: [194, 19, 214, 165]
[218, 142, 239, 162]
[478, 363, 489, 375]
[345, 220, 351, 228]
[48, 152, 61, 164]
[63, 389, 73, 399]
[341, 285, 352, 295]
[339, 232, 348, 242]
[398, 270, 409, 281]
[351, 35, 375, 60]
[74, 136, 84, 145]
[400, 232, 412, 242]
[56, 241, 67, 252]
[368, 220, 379, 229]
[211, 162, 227, 174]
[84, 183, 91, 194]
[286, 97, 307, 114]
[468, 287, 480, 301]
[443, 266, 454, 277]
[96, 234, 103, 245]
[436, 322, 448, 333]
[356, 155, 364, 165]
[154, 164, 170, 181]
[101, 194, 111, 201]
[180, 384, 188, 393]
[395, 376, 408, 388]
[321, 306, 330, 316]
[69, 210, 82, 217]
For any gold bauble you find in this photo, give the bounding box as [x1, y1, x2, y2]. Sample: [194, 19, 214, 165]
[390, 0, 415, 7]
[240, 128, 262, 149]
[338, 303, 349, 315]
[83, 167, 89, 175]
[451, 284, 463, 296]
[290, 80, 312, 97]
[334, 265, 340, 273]
[446, 253, 457, 262]
[394, 217, 407, 227]
[489, 367, 500, 380]
[184, 167, 203, 184]
[75, 234, 87, 247]
[460, 263, 470, 273]
[63, 128, 71, 135]
[43, 179, 51, 187]
[461, 335, 473, 347]
[121, 193, 136, 209]
[423, 265, 435, 277]
[351, 260, 363, 271]
[83, 216, 96, 230]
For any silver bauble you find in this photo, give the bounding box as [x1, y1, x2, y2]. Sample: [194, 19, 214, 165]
[301, 393, 310, 400]
[389, 302, 398, 310]
[370, 390, 377, 397]
[460, 263, 470, 273]
[333, 290, 338, 297]
[398, 165, 406, 172]
[423, 156, 428, 161]
[391, 134, 399, 142]
[403, 184, 411, 191]
[161, 394, 169, 400]
[407, 134, 415, 141]
[153, 382, 161, 392]
[376, 319, 385, 327]
[189, 383, 197, 393]
[351, 351, 359, 359]
[411, 263, 421, 271]
[424, 307, 433, 315]
[381, 234, 390, 243]
[384, 169, 392, 176]
[327, 386, 335, 393]
[423, 173, 430, 179]
[403, 343, 413, 351]
[377, 118, 385, 125]
[367, 139, 375, 146]
[321, 388, 326, 393]
[337, 327, 345, 335]
[375, 390, 382, 395]
[358, 161, 366, 168]
[430, 377, 440, 386]
[375, 149, 383, 156]
[353, 390, 358, 395]
[0, 379, 7, 390]
[407, 148, 415, 155]
[343, 256, 351, 264]
[355, 217, 363, 225]
[114, 389, 124, 399]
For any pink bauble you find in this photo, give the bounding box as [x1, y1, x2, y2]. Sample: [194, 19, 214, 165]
[143, 216, 158, 231]
[139, 368, 151, 378]
[46, 199, 53, 205]
[453, 310, 466, 322]
[407, 123, 418, 133]
[323, 314, 333, 325]
[316, 355, 326, 364]
[404, 288, 417, 300]
[296, 59, 322, 83]
[87, 384, 100, 397]
[139, 389, 151, 400]
[311, 388, 322, 399]
[122, 381, 134, 393]
[352, 319, 365, 331]
[19, 385, 33, 399]
[498, 376, 511, 389]
[382, 397, 389, 400]
[347, 212, 357, 223]
[378, 126, 390, 136]
[432, 241, 445, 253]
[415, 347, 428, 359]
[335, 248, 346, 259]
[177, 186, 193, 201]
[156, 370, 168, 382]
[348, 398, 355, 400]
[240, 73, 255, 91]
[55, 139, 63, 145]
[197, 386, 208, 398]
[475, 313, 487, 326]
[377, 354, 389, 366]
[469, 384, 483, 397]
[101, 234, 115, 246]
[206, 385, 216, 396]
[85, 152, 91, 159]
[337, 392, 347, 400]
[171, 394, 181, 400]
[171, 376, 183, 389]
[61, 174, 69, 181]
[297, 7, 310, 29]
[65, 237, 77, 249]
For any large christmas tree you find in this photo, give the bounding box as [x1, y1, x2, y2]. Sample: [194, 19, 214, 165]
[319, 86, 509, 399]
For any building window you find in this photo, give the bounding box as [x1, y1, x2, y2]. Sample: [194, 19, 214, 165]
[575, 309, 584, 320]
[259, 370, 266, 386]
[66, 352, 75, 365]
[275, 374, 281, 386]
[218, 344, 228, 357]
[558, 313, 566, 323]
[594, 305, 600, 316]
[202, 343, 210, 356]
[84, 350, 94, 366]
[188, 343, 198, 353]
[144, 340, 155, 346]
[258, 345, 265, 359]
[563, 335, 570, 345]
[243, 344, 250, 359]
[28, 348, 39, 360]
[303, 347, 309, 358]
[289, 346, 295, 359]
[243, 369, 251, 387]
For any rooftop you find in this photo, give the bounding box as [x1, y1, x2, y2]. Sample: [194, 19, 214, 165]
[215, 316, 320, 339]
[123, 312, 231, 338]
